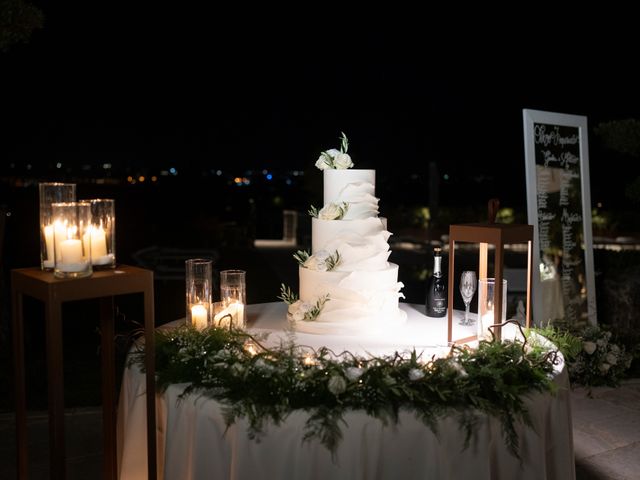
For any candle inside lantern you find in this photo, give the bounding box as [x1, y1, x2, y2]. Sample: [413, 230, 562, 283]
[214, 301, 245, 329]
[477, 278, 507, 341]
[191, 304, 209, 330]
[83, 224, 110, 264]
[59, 238, 83, 265]
[44, 224, 55, 268]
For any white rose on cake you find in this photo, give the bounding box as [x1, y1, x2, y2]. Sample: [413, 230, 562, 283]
[315, 132, 353, 170]
[333, 152, 353, 169]
[304, 250, 330, 271]
[318, 202, 349, 220]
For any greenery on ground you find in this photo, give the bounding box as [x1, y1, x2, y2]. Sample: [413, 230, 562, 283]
[533, 323, 638, 388]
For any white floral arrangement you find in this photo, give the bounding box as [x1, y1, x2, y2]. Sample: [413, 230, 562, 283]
[278, 284, 329, 322]
[315, 132, 354, 170]
[308, 202, 349, 220]
[293, 249, 341, 271]
[569, 326, 633, 386]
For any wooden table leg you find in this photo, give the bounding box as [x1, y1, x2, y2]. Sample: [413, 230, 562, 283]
[100, 297, 116, 480]
[45, 299, 65, 480]
[144, 286, 157, 480]
[12, 287, 28, 479]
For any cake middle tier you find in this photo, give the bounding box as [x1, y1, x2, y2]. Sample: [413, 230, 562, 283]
[312, 217, 392, 271]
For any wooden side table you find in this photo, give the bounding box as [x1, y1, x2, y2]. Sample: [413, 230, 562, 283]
[11, 265, 157, 480]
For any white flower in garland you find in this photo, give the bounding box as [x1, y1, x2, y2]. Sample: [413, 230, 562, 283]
[315, 132, 354, 170]
[345, 367, 364, 381]
[408, 368, 425, 381]
[327, 375, 347, 395]
[582, 341, 596, 355]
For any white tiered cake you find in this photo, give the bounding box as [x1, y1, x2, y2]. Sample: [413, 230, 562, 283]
[285, 135, 406, 335]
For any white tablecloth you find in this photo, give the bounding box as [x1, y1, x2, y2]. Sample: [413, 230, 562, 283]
[117, 303, 575, 480]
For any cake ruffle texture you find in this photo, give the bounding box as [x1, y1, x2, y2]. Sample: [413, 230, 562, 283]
[312, 217, 388, 253]
[324, 169, 375, 204]
[296, 266, 406, 335]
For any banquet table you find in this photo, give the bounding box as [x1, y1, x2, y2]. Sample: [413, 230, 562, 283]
[117, 302, 575, 480]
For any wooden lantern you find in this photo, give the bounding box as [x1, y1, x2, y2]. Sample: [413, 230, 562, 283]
[447, 200, 534, 344]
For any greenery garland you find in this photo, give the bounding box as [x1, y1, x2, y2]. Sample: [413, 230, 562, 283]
[130, 325, 559, 459]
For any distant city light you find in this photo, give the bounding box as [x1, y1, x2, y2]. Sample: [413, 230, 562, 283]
[26, 164, 32, 170]
[262, 169, 268, 175]
[597, 202, 603, 208]
[160, 170, 169, 176]
[443, 174, 449, 180]
[286, 179, 292, 185]
[6, 211, 11, 217]
[266, 174, 273, 180]
[103, 163, 112, 169]
[56, 162, 62, 169]
[216, 170, 222, 176]
[293, 171, 299, 176]
[169, 167, 177, 175]
[127, 176, 133, 182]
[234, 176, 251, 186]
[151, 176, 158, 182]
[138, 176, 145, 182]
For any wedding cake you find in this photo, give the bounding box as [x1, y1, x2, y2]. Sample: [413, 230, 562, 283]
[282, 133, 406, 335]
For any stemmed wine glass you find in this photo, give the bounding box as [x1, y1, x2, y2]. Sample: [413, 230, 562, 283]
[459, 271, 477, 326]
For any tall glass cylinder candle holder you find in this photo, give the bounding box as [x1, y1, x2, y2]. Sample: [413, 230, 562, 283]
[477, 278, 507, 341]
[84, 199, 116, 268]
[186, 259, 213, 330]
[218, 269, 247, 328]
[52, 202, 92, 279]
[39, 182, 76, 270]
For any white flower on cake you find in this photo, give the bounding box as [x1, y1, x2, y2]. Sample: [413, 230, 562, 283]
[278, 283, 329, 322]
[315, 132, 353, 170]
[319, 202, 349, 220]
[293, 249, 341, 271]
[309, 202, 349, 220]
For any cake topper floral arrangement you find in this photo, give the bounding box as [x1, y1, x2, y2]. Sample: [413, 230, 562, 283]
[315, 132, 354, 170]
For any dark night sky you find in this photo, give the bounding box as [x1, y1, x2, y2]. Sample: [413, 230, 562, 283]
[3, 7, 640, 208]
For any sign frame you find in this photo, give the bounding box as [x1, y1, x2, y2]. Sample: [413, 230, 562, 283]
[523, 109, 597, 326]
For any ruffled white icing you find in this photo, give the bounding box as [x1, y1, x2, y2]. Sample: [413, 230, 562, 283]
[312, 217, 387, 253]
[312, 217, 391, 271]
[324, 169, 375, 204]
[335, 183, 379, 220]
[296, 265, 406, 336]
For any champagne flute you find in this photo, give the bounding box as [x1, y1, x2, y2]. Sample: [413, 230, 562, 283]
[459, 271, 477, 326]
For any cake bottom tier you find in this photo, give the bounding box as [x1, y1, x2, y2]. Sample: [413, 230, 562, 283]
[295, 263, 406, 335]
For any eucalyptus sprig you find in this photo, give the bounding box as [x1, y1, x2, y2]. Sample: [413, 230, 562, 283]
[130, 325, 559, 460]
[308, 205, 319, 218]
[339, 131, 348, 153]
[278, 283, 298, 305]
[293, 250, 310, 267]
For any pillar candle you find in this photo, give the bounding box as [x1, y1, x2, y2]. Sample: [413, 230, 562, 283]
[44, 224, 54, 264]
[59, 239, 83, 265]
[191, 304, 208, 330]
[214, 302, 245, 328]
[83, 225, 108, 263]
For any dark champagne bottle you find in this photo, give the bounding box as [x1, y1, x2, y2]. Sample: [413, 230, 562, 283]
[426, 247, 447, 317]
